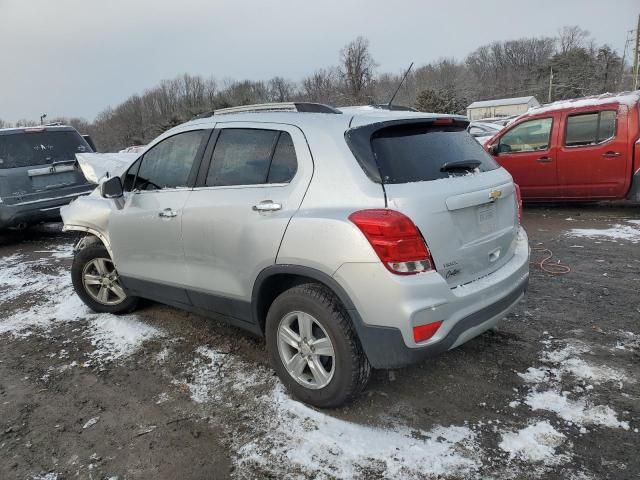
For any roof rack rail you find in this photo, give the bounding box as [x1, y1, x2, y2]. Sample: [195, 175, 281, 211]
[192, 102, 341, 120]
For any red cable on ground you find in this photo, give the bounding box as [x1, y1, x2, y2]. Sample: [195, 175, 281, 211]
[529, 244, 571, 275]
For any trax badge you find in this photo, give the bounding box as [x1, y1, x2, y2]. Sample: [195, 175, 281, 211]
[489, 190, 502, 201]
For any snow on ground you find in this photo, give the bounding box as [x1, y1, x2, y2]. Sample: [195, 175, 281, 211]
[0, 244, 162, 361]
[566, 220, 640, 243]
[86, 314, 162, 362]
[177, 347, 481, 479]
[516, 338, 631, 431]
[525, 390, 629, 430]
[499, 421, 567, 463]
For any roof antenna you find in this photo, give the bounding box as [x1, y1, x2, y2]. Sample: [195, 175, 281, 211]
[387, 62, 414, 108]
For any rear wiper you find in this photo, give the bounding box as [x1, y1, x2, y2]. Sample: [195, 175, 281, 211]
[440, 160, 481, 173]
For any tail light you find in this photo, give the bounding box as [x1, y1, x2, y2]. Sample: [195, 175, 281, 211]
[413, 321, 443, 343]
[348, 209, 435, 275]
[514, 183, 523, 224]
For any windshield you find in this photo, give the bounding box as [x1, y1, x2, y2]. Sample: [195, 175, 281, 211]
[0, 130, 92, 169]
[370, 124, 499, 184]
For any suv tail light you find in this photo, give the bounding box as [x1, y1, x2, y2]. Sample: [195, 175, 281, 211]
[514, 183, 523, 224]
[348, 209, 435, 275]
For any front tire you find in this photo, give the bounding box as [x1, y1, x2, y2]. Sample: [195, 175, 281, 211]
[71, 244, 138, 314]
[265, 283, 371, 408]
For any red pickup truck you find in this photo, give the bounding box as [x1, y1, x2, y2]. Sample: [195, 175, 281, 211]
[485, 91, 640, 202]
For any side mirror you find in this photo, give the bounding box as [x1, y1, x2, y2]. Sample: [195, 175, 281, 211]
[100, 176, 123, 199]
[488, 143, 499, 156]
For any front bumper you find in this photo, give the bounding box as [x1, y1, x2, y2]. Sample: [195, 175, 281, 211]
[333, 228, 530, 368]
[0, 185, 94, 229]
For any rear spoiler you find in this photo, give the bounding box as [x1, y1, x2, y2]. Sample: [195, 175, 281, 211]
[75, 152, 138, 184]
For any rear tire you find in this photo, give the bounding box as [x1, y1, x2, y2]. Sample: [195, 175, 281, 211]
[265, 283, 371, 408]
[71, 244, 138, 314]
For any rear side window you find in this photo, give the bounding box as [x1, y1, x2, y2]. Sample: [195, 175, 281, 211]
[565, 110, 616, 147]
[370, 125, 499, 184]
[268, 133, 298, 183]
[134, 130, 206, 191]
[498, 118, 552, 154]
[0, 130, 91, 169]
[206, 129, 297, 186]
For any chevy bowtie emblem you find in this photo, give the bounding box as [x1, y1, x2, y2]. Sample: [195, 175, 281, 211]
[489, 190, 502, 201]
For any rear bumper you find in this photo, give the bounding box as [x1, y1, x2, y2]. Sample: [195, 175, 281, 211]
[0, 185, 94, 229]
[333, 228, 530, 368]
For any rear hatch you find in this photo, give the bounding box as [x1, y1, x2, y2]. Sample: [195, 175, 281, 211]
[346, 118, 519, 287]
[0, 127, 92, 204]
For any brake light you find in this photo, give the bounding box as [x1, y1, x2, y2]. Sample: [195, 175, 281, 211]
[514, 183, 523, 224]
[348, 209, 435, 275]
[413, 321, 443, 343]
[433, 118, 454, 125]
[24, 127, 46, 133]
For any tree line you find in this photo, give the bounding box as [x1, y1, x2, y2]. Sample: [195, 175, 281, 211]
[2, 26, 633, 151]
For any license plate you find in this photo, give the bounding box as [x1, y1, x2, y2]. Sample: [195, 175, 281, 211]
[31, 172, 76, 190]
[477, 203, 497, 232]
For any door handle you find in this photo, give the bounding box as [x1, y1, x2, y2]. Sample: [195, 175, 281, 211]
[601, 151, 621, 158]
[536, 156, 553, 163]
[158, 208, 177, 218]
[252, 200, 282, 212]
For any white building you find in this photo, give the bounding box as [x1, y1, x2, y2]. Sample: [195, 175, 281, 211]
[466, 96, 540, 121]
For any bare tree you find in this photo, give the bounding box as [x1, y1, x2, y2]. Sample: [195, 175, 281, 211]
[301, 68, 340, 104]
[268, 77, 296, 102]
[339, 36, 377, 103]
[558, 26, 590, 55]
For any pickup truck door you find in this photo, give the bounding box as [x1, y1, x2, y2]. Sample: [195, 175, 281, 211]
[108, 129, 210, 304]
[491, 116, 559, 199]
[556, 108, 629, 199]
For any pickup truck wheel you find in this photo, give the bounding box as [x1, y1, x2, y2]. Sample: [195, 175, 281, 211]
[265, 283, 371, 408]
[71, 245, 138, 314]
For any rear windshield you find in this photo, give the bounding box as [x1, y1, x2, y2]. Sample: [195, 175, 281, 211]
[370, 125, 499, 184]
[0, 130, 92, 169]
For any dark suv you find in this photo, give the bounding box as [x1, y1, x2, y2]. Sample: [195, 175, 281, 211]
[0, 125, 94, 230]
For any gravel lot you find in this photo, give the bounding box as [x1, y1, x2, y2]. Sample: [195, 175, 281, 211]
[0, 205, 638, 480]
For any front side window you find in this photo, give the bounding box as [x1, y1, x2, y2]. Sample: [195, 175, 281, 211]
[498, 118, 553, 154]
[206, 129, 298, 186]
[565, 110, 616, 147]
[122, 158, 141, 192]
[134, 130, 206, 191]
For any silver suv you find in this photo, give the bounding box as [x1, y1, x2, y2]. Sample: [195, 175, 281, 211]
[62, 102, 529, 408]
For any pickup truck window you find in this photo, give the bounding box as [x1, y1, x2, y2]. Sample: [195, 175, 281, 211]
[565, 110, 616, 147]
[498, 118, 552, 154]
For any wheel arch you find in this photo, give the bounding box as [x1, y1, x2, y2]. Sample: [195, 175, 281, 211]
[252, 265, 358, 336]
[64, 225, 113, 258]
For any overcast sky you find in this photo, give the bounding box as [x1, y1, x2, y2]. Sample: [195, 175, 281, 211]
[0, 0, 637, 123]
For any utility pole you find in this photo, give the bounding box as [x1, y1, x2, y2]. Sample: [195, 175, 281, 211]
[620, 30, 634, 89]
[634, 14, 640, 90]
[548, 67, 554, 102]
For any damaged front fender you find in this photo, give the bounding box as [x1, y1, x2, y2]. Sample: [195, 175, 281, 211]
[61, 190, 115, 257]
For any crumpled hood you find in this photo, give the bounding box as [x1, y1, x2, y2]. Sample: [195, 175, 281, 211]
[76, 152, 138, 184]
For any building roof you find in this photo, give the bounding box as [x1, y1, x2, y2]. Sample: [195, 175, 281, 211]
[529, 90, 640, 115]
[467, 96, 538, 109]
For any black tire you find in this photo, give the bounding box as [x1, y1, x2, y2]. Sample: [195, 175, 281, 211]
[265, 283, 371, 408]
[71, 244, 138, 314]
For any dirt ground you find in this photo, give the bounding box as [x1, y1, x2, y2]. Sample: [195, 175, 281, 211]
[0, 205, 638, 480]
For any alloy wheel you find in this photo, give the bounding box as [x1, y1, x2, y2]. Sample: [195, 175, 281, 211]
[81, 257, 127, 306]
